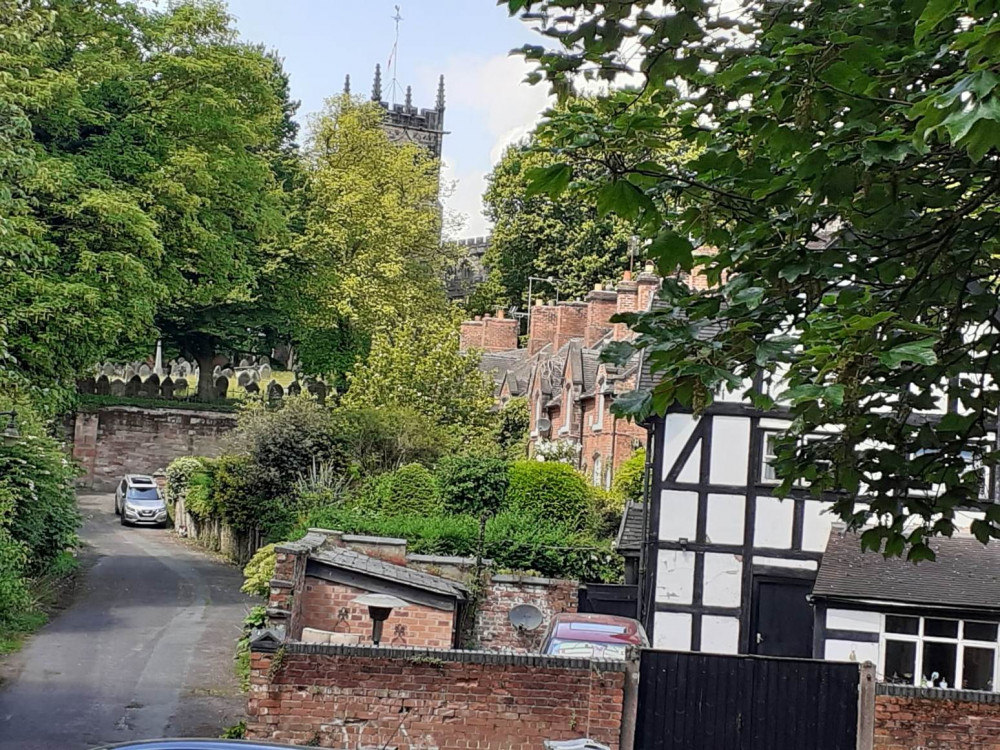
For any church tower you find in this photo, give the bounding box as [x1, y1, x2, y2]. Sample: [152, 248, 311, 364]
[362, 64, 447, 165]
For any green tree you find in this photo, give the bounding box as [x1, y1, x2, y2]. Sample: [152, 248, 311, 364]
[475, 94, 692, 315]
[293, 98, 451, 387]
[342, 315, 495, 433]
[507, 0, 1000, 557]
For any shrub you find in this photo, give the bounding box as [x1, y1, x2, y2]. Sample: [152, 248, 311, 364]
[165, 456, 204, 505]
[241, 544, 276, 597]
[380, 463, 443, 516]
[0, 489, 30, 627]
[184, 460, 218, 519]
[330, 406, 449, 476]
[587, 485, 626, 539]
[233, 395, 346, 492]
[612, 448, 646, 504]
[435, 456, 508, 516]
[506, 461, 590, 530]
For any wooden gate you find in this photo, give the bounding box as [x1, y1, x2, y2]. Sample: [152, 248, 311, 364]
[635, 650, 860, 750]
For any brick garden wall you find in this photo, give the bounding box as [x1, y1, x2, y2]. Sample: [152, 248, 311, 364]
[476, 575, 578, 652]
[246, 643, 627, 749]
[72, 406, 236, 490]
[300, 577, 456, 648]
[874, 685, 1000, 749]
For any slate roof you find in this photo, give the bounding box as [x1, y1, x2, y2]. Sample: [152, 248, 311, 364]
[480, 350, 531, 391]
[812, 530, 1000, 612]
[310, 547, 468, 601]
[635, 297, 726, 394]
[615, 501, 645, 554]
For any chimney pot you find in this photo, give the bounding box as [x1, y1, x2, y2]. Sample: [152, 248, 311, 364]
[496, 309, 505, 319]
[594, 283, 603, 291]
[474, 315, 482, 321]
[622, 270, 633, 281]
[644, 261, 655, 274]
[535, 299, 543, 306]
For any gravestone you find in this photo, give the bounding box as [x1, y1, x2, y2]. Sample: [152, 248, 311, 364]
[77, 377, 96, 395]
[124, 365, 135, 381]
[259, 355, 270, 366]
[160, 376, 175, 400]
[213, 365, 221, 379]
[110, 379, 126, 396]
[102, 363, 115, 377]
[238, 371, 252, 387]
[221, 368, 234, 379]
[215, 376, 229, 399]
[174, 377, 189, 394]
[141, 373, 160, 398]
[245, 382, 260, 395]
[267, 381, 284, 401]
[250, 369, 260, 383]
[306, 379, 327, 404]
[287, 381, 302, 397]
[178, 360, 192, 377]
[138, 363, 151, 378]
[259, 363, 272, 381]
[125, 375, 142, 396]
[96, 375, 111, 395]
[238, 358, 250, 369]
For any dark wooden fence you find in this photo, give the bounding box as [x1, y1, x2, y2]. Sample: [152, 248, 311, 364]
[635, 650, 860, 750]
[578, 584, 638, 619]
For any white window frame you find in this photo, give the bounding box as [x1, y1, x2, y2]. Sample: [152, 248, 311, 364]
[760, 430, 834, 486]
[878, 614, 1000, 691]
[594, 379, 606, 432]
[592, 454, 602, 486]
[559, 384, 572, 435]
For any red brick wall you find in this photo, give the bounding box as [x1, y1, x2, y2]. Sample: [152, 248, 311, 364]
[482, 314, 519, 352]
[476, 575, 578, 652]
[72, 406, 236, 490]
[613, 277, 639, 341]
[246, 645, 626, 749]
[459, 319, 484, 351]
[529, 304, 559, 355]
[875, 692, 1000, 749]
[554, 302, 589, 351]
[299, 577, 456, 648]
[585, 289, 618, 347]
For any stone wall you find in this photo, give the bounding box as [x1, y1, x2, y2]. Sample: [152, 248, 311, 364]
[72, 406, 237, 491]
[476, 574, 578, 652]
[246, 643, 627, 749]
[874, 684, 1000, 749]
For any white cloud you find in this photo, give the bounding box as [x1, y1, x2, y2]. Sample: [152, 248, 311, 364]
[420, 54, 553, 238]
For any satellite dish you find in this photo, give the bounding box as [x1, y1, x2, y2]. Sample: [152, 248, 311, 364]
[537, 417, 552, 435]
[509, 604, 544, 631]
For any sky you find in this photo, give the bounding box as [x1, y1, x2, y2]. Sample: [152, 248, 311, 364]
[223, 0, 554, 238]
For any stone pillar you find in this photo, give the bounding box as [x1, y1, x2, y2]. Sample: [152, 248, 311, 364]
[72, 411, 100, 489]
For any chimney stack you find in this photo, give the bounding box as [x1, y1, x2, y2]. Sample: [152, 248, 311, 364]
[584, 284, 619, 347]
[613, 271, 640, 341]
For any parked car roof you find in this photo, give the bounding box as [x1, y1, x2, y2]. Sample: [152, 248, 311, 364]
[93, 740, 294, 749]
[547, 613, 647, 645]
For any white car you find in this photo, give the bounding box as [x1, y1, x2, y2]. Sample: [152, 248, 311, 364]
[114, 474, 168, 527]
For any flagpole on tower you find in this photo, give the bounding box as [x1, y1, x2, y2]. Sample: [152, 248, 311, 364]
[387, 5, 403, 106]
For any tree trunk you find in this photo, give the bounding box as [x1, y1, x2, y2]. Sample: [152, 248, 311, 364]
[196, 351, 216, 402]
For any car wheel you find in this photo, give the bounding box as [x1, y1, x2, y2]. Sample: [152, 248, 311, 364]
[120, 510, 127, 527]
[114, 497, 120, 515]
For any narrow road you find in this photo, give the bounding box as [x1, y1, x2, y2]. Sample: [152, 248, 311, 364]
[0, 493, 251, 750]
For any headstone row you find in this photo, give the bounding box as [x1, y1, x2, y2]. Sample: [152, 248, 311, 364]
[78, 373, 326, 404]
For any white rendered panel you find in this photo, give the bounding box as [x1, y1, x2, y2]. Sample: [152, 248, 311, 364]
[702, 553, 743, 608]
[701, 616, 740, 655]
[826, 609, 880, 633]
[663, 414, 699, 482]
[710, 417, 751, 486]
[706, 494, 745, 545]
[659, 491, 698, 541]
[655, 549, 696, 605]
[754, 496, 794, 549]
[802, 501, 834, 552]
[752, 556, 818, 571]
[825, 639, 879, 665]
[653, 612, 692, 651]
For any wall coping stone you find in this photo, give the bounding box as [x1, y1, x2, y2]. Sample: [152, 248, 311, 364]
[491, 573, 575, 587]
[408, 554, 493, 566]
[254, 641, 629, 671]
[275, 531, 327, 554]
[269, 578, 295, 588]
[342, 533, 407, 547]
[76, 404, 237, 420]
[877, 683, 1000, 704]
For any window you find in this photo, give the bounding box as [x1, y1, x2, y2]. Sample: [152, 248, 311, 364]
[762, 432, 780, 483]
[594, 379, 606, 431]
[592, 455, 602, 486]
[880, 615, 999, 691]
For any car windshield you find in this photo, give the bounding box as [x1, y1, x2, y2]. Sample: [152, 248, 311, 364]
[126, 487, 160, 502]
[547, 638, 628, 660]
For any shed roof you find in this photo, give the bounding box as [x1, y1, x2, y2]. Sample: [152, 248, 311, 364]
[813, 530, 1000, 612]
[615, 502, 645, 554]
[309, 546, 468, 602]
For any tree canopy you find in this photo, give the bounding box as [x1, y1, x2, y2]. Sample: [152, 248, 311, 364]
[506, 0, 1000, 558]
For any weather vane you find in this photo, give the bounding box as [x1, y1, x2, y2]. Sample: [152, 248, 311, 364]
[387, 5, 403, 105]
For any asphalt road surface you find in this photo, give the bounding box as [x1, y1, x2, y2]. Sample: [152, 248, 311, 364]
[0, 493, 251, 750]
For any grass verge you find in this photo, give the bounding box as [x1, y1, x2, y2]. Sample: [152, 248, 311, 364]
[0, 550, 85, 656]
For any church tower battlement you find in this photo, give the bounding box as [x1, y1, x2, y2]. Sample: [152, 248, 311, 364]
[351, 64, 447, 161]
